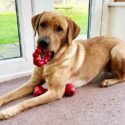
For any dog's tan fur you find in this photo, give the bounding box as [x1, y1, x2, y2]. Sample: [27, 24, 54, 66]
[0, 11, 125, 120]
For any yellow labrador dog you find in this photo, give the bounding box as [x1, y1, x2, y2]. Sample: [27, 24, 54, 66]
[0, 11, 125, 120]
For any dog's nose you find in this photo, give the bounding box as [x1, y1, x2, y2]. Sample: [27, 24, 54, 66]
[38, 37, 49, 48]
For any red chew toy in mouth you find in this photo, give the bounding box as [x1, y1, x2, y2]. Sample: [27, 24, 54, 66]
[33, 46, 52, 67]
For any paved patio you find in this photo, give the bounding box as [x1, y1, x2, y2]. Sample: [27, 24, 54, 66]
[0, 43, 21, 60]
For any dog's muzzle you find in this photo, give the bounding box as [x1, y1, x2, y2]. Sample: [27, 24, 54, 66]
[37, 37, 50, 49]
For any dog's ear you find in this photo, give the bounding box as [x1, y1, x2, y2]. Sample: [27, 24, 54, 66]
[31, 13, 42, 34]
[66, 17, 80, 45]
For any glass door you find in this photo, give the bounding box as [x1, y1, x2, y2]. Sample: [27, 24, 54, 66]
[0, 0, 22, 60]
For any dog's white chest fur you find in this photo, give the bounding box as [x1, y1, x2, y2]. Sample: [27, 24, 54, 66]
[68, 79, 89, 88]
[43, 80, 89, 89]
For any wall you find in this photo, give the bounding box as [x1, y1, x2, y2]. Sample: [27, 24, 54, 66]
[108, 3, 125, 41]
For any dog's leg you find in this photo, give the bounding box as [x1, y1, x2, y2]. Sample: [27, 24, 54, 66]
[100, 78, 125, 87]
[0, 84, 65, 120]
[0, 68, 43, 107]
[100, 44, 125, 87]
[0, 71, 68, 120]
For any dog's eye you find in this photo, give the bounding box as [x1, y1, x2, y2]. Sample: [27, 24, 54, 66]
[40, 22, 47, 28]
[56, 26, 63, 32]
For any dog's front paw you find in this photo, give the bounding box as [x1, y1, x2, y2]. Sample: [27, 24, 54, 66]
[0, 110, 12, 120]
[100, 80, 110, 87]
[0, 107, 20, 120]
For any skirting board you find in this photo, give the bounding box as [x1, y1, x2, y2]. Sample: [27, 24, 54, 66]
[0, 70, 32, 83]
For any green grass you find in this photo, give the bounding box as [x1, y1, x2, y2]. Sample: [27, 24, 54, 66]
[0, 12, 19, 44]
[54, 6, 88, 35]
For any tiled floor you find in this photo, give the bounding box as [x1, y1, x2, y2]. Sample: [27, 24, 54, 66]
[0, 43, 21, 60]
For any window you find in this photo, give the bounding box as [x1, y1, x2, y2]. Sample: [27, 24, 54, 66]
[54, 0, 89, 38]
[0, 0, 22, 60]
[0, 0, 34, 82]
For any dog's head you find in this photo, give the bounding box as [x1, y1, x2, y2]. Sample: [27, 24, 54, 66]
[32, 11, 80, 54]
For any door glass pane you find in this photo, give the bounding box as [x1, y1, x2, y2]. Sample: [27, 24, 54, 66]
[54, 0, 89, 39]
[0, 0, 22, 60]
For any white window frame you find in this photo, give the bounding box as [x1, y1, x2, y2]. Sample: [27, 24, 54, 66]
[0, 0, 111, 82]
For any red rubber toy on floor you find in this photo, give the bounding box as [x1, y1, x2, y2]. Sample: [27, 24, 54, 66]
[33, 83, 76, 97]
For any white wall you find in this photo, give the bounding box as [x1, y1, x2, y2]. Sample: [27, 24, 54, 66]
[108, 2, 125, 41]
